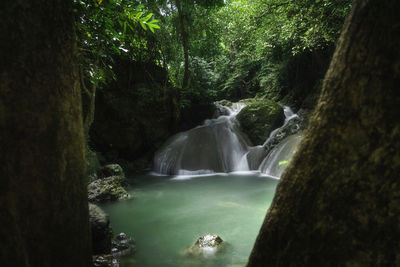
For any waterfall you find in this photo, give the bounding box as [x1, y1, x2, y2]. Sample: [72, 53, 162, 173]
[153, 102, 303, 178]
[153, 103, 248, 175]
[258, 133, 302, 178]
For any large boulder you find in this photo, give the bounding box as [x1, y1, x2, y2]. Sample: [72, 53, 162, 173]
[89, 204, 113, 255]
[88, 176, 130, 203]
[236, 100, 284, 145]
[185, 234, 225, 258]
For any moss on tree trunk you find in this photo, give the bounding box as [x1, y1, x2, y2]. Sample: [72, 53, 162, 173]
[0, 1, 91, 266]
[248, 0, 400, 266]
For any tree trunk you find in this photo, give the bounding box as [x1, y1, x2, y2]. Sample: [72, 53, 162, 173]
[248, 0, 400, 266]
[175, 0, 190, 89]
[0, 1, 91, 266]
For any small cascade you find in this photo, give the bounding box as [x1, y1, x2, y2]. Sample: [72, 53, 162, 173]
[153, 102, 304, 178]
[257, 106, 303, 177]
[153, 103, 248, 175]
[259, 133, 302, 178]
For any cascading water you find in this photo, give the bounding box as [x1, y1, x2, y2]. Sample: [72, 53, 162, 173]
[153, 102, 303, 178]
[256, 106, 303, 177]
[259, 133, 302, 178]
[153, 103, 248, 175]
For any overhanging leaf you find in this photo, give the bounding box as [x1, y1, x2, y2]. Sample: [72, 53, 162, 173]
[143, 13, 153, 22]
[139, 21, 147, 30]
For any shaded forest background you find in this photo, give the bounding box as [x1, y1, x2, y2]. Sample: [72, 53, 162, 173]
[75, 0, 352, 168]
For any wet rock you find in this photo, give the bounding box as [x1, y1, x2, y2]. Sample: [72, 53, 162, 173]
[237, 100, 284, 145]
[185, 234, 225, 258]
[88, 176, 130, 203]
[112, 232, 136, 258]
[217, 99, 233, 107]
[89, 204, 113, 255]
[92, 255, 119, 267]
[214, 102, 231, 117]
[246, 146, 268, 170]
[195, 234, 223, 247]
[97, 164, 125, 179]
[263, 116, 304, 154]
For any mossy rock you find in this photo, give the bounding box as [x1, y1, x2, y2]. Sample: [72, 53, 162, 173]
[97, 164, 125, 179]
[88, 176, 130, 203]
[216, 99, 233, 107]
[236, 100, 284, 145]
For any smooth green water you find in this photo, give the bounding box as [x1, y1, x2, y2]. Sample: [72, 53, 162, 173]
[101, 173, 278, 267]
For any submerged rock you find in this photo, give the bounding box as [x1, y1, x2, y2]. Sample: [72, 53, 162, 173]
[195, 234, 223, 247]
[88, 176, 130, 203]
[185, 234, 225, 258]
[237, 100, 284, 145]
[97, 164, 125, 179]
[89, 204, 113, 255]
[111, 232, 136, 258]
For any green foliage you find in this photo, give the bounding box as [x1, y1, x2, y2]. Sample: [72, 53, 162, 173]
[207, 0, 352, 103]
[74, 0, 352, 129]
[73, 0, 160, 88]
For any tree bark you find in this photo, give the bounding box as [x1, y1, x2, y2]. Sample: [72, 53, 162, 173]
[0, 1, 91, 266]
[248, 0, 400, 266]
[175, 0, 190, 89]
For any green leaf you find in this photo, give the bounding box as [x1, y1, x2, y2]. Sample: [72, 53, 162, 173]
[143, 13, 153, 22]
[139, 21, 147, 30]
[135, 12, 143, 19]
[127, 22, 135, 32]
[148, 22, 160, 29]
[279, 160, 289, 166]
[148, 25, 155, 33]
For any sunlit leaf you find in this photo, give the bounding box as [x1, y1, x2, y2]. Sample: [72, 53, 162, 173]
[139, 21, 147, 30]
[143, 13, 153, 22]
[135, 12, 143, 19]
[148, 25, 155, 33]
[148, 23, 160, 29]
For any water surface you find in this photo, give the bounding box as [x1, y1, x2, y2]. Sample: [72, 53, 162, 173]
[102, 173, 278, 267]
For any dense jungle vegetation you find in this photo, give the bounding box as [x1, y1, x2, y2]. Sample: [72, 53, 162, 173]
[74, 0, 352, 164]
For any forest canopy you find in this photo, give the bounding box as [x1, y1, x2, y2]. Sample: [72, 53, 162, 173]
[74, 0, 352, 108]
